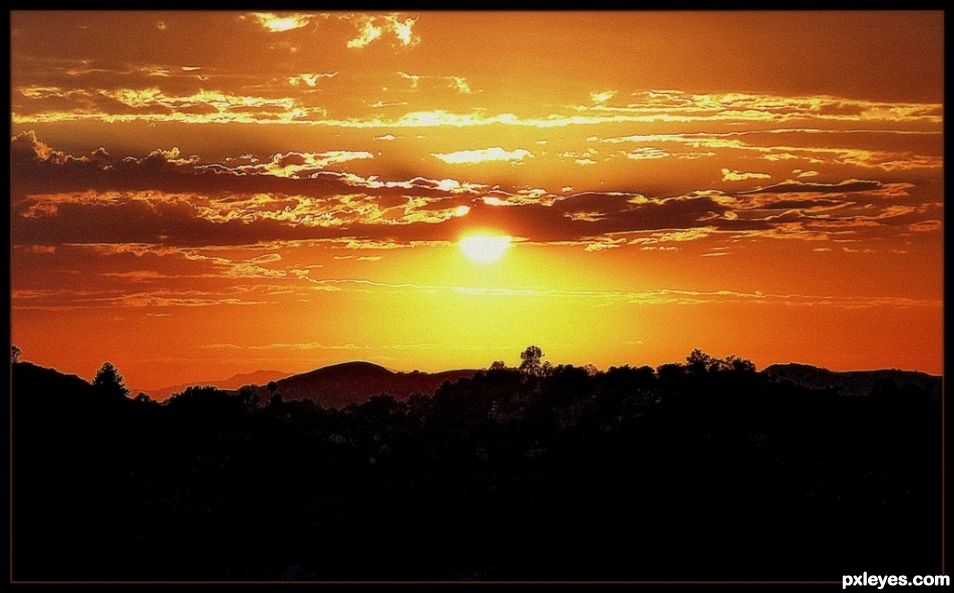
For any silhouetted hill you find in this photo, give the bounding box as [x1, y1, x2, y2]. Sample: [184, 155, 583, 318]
[11, 361, 95, 404]
[762, 363, 941, 398]
[11, 352, 943, 580]
[140, 369, 289, 400]
[237, 361, 477, 408]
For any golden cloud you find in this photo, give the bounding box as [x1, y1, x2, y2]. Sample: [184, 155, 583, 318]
[432, 147, 532, 164]
[722, 168, 772, 182]
[249, 12, 315, 33]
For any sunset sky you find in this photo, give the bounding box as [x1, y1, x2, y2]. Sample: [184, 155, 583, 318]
[10, 11, 944, 391]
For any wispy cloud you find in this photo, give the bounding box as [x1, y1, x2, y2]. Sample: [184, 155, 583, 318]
[287, 72, 337, 87]
[16, 89, 942, 133]
[722, 168, 771, 182]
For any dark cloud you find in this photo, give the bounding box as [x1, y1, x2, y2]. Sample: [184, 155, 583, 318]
[274, 153, 308, 168]
[12, 200, 347, 247]
[746, 198, 848, 210]
[10, 133, 941, 250]
[11, 131, 466, 200]
[738, 179, 884, 195]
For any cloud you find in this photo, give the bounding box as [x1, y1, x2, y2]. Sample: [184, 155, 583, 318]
[348, 18, 383, 48]
[347, 14, 418, 48]
[11, 134, 941, 253]
[386, 15, 417, 46]
[590, 90, 616, 103]
[398, 71, 421, 88]
[12, 129, 59, 161]
[248, 12, 315, 33]
[14, 276, 940, 313]
[254, 151, 376, 176]
[10, 131, 429, 201]
[737, 179, 884, 194]
[602, 130, 942, 172]
[14, 81, 943, 137]
[16, 244, 56, 254]
[247, 253, 282, 264]
[721, 168, 772, 182]
[398, 72, 474, 94]
[287, 72, 337, 87]
[908, 220, 942, 233]
[12, 282, 275, 311]
[583, 237, 625, 251]
[624, 147, 670, 160]
[589, 90, 942, 124]
[565, 211, 607, 222]
[449, 76, 471, 94]
[14, 86, 312, 125]
[628, 227, 716, 245]
[139, 66, 171, 77]
[432, 147, 532, 164]
[15, 102, 944, 143]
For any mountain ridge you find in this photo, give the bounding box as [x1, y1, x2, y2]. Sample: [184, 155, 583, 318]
[231, 360, 478, 408]
[762, 362, 941, 398]
[137, 369, 290, 400]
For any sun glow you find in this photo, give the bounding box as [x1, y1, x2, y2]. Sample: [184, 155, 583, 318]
[459, 234, 512, 264]
[251, 13, 312, 33]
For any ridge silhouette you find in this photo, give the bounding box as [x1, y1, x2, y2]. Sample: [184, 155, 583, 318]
[10, 349, 942, 581]
[139, 369, 291, 401]
[232, 360, 478, 408]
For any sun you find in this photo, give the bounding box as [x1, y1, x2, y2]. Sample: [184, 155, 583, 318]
[459, 233, 512, 264]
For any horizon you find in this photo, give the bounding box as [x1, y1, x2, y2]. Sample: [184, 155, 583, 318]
[12, 352, 944, 399]
[10, 11, 944, 387]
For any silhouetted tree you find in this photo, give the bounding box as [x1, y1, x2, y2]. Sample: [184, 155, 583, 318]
[686, 349, 715, 375]
[92, 361, 129, 400]
[657, 362, 685, 384]
[490, 360, 507, 371]
[725, 354, 756, 373]
[11, 345, 22, 363]
[519, 345, 545, 377]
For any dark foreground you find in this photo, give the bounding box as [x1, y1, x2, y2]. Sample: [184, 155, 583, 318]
[11, 355, 942, 581]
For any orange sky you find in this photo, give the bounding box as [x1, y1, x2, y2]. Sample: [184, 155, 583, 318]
[10, 11, 944, 390]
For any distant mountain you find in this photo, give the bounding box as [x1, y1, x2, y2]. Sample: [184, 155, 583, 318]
[234, 361, 477, 408]
[140, 369, 289, 400]
[761, 363, 941, 398]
